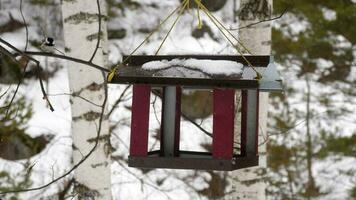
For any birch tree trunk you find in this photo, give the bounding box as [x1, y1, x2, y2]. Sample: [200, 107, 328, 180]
[231, 0, 272, 199]
[61, 0, 111, 199]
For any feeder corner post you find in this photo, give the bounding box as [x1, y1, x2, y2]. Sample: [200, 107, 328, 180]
[240, 90, 260, 157]
[160, 86, 182, 157]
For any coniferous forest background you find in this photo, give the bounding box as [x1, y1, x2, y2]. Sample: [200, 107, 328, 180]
[0, 0, 355, 199]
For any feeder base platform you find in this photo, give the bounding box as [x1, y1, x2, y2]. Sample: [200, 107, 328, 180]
[129, 151, 258, 171]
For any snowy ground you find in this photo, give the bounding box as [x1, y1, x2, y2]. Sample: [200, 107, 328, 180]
[0, 0, 355, 199]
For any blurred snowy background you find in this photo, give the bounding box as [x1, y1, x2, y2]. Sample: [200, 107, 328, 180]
[0, 0, 355, 199]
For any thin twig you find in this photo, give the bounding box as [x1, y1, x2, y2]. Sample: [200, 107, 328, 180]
[0, 86, 11, 99]
[151, 90, 213, 138]
[182, 112, 213, 137]
[152, 94, 161, 126]
[0, 38, 54, 112]
[0, 73, 109, 195]
[229, 7, 289, 31]
[19, 0, 28, 51]
[115, 161, 173, 200]
[108, 85, 131, 116]
[24, 51, 110, 72]
[0, 0, 111, 195]
[47, 93, 102, 107]
[89, 0, 102, 63]
[0, 45, 29, 115]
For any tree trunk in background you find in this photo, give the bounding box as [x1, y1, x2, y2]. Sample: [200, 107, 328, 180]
[231, 0, 272, 199]
[62, 0, 111, 199]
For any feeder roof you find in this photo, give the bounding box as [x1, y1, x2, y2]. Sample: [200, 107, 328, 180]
[110, 55, 283, 91]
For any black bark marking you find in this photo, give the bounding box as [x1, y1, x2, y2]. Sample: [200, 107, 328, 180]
[239, 0, 271, 21]
[91, 161, 109, 168]
[72, 144, 79, 150]
[86, 82, 103, 91]
[64, 12, 108, 24]
[83, 111, 101, 121]
[87, 32, 104, 41]
[73, 180, 100, 200]
[73, 111, 101, 121]
[87, 134, 110, 143]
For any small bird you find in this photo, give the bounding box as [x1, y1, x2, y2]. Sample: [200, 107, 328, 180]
[40, 37, 55, 52]
[40, 37, 64, 55]
[44, 37, 55, 46]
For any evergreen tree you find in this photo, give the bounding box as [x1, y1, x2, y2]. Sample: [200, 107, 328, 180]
[268, 1, 356, 199]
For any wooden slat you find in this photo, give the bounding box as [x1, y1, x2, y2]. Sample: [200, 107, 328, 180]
[160, 86, 182, 157]
[130, 85, 151, 156]
[174, 87, 182, 156]
[240, 90, 259, 156]
[212, 89, 235, 159]
[129, 152, 259, 171]
[123, 55, 271, 66]
[110, 55, 283, 91]
[112, 75, 259, 89]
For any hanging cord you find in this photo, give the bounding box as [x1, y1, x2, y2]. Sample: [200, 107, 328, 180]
[197, 1, 252, 55]
[155, 0, 189, 55]
[196, 0, 203, 29]
[194, 0, 262, 79]
[108, 0, 262, 81]
[108, 0, 188, 81]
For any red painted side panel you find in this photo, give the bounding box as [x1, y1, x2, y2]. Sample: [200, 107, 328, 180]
[130, 85, 151, 156]
[213, 89, 235, 159]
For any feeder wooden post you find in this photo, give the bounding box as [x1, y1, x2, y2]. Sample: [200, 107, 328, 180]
[241, 90, 259, 156]
[130, 84, 151, 156]
[160, 86, 182, 157]
[212, 89, 235, 159]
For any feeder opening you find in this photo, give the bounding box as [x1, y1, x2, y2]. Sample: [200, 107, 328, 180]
[180, 89, 213, 153]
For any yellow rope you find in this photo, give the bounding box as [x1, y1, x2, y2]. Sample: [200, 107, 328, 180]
[108, 0, 263, 81]
[196, 0, 203, 29]
[194, 0, 262, 79]
[108, 1, 187, 82]
[155, 0, 189, 55]
[197, 1, 252, 55]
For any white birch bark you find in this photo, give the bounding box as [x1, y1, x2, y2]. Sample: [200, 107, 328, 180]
[61, 0, 111, 199]
[231, 0, 272, 199]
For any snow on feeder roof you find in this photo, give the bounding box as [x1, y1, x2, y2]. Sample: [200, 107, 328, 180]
[109, 55, 283, 171]
[142, 58, 244, 76]
[111, 55, 282, 91]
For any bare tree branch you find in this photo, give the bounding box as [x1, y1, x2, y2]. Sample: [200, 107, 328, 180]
[19, 0, 28, 51]
[0, 86, 11, 99]
[0, 73, 109, 195]
[0, 38, 54, 112]
[47, 92, 103, 107]
[151, 89, 213, 138]
[229, 7, 289, 31]
[89, 0, 102, 63]
[0, 44, 31, 115]
[24, 51, 110, 72]
[0, 0, 110, 194]
[108, 85, 131, 116]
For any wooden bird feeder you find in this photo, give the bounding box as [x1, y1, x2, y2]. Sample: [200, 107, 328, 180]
[110, 55, 282, 171]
